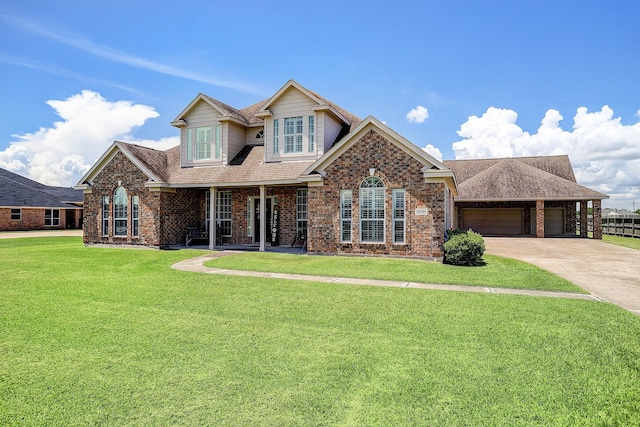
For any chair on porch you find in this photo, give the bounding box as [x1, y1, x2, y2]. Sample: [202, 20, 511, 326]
[291, 229, 307, 249]
[185, 226, 208, 246]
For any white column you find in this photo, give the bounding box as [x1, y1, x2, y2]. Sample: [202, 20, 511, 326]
[209, 186, 216, 250]
[259, 185, 266, 252]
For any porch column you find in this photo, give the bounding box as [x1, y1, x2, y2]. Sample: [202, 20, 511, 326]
[580, 200, 588, 238]
[209, 186, 216, 250]
[592, 199, 603, 240]
[536, 199, 545, 238]
[259, 185, 266, 252]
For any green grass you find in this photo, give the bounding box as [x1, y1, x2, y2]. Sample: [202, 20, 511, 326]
[603, 234, 640, 251]
[2, 237, 640, 426]
[205, 251, 585, 293]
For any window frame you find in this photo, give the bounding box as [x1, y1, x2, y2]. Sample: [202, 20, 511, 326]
[392, 189, 406, 244]
[359, 177, 385, 243]
[113, 187, 128, 237]
[296, 188, 308, 235]
[44, 209, 60, 227]
[216, 191, 232, 237]
[132, 195, 139, 238]
[102, 196, 109, 236]
[10, 208, 21, 221]
[284, 116, 303, 153]
[340, 190, 352, 243]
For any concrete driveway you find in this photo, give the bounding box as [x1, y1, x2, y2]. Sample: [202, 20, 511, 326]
[484, 237, 640, 316]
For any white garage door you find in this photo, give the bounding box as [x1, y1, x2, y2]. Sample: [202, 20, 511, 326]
[531, 208, 565, 235]
[461, 209, 523, 235]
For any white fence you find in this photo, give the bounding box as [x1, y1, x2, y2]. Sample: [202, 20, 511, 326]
[579, 215, 640, 239]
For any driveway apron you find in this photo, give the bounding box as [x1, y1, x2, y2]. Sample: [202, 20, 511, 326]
[484, 237, 640, 315]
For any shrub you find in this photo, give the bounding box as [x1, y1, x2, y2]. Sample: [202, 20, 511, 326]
[444, 229, 485, 266]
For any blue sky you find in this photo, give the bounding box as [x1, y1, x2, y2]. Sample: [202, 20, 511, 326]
[1, 0, 639, 210]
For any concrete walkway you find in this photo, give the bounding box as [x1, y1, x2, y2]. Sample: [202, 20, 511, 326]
[484, 237, 640, 316]
[171, 250, 599, 303]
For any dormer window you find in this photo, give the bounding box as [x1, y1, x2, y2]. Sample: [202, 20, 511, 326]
[185, 125, 222, 162]
[284, 116, 303, 153]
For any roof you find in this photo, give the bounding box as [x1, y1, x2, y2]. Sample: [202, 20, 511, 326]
[443, 156, 608, 201]
[0, 167, 83, 208]
[166, 144, 314, 186]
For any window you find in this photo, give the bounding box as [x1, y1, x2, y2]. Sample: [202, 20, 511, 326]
[273, 119, 279, 154]
[340, 190, 352, 242]
[102, 196, 109, 236]
[195, 126, 212, 159]
[393, 189, 406, 244]
[297, 188, 308, 234]
[44, 209, 60, 226]
[132, 196, 139, 237]
[360, 177, 385, 242]
[10, 208, 21, 220]
[284, 116, 303, 153]
[114, 187, 128, 236]
[308, 116, 315, 153]
[216, 191, 232, 236]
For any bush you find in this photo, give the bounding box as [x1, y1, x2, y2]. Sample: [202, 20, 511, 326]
[444, 229, 485, 266]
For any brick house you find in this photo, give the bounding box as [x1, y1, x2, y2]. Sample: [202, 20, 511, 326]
[0, 167, 83, 231]
[75, 80, 607, 258]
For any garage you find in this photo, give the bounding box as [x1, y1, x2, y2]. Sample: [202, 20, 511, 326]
[461, 208, 523, 235]
[531, 208, 565, 235]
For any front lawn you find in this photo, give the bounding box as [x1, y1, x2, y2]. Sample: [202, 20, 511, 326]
[1, 237, 639, 426]
[604, 234, 640, 251]
[205, 251, 585, 293]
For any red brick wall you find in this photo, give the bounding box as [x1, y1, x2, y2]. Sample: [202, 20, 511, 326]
[0, 207, 79, 231]
[307, 129, 446, 258]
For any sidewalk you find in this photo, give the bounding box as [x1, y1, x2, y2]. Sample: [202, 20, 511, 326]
[171, 251, 599, 302]
[0, 230, 82, 239]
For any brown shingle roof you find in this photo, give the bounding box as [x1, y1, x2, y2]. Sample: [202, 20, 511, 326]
[444, 156, 607, 201]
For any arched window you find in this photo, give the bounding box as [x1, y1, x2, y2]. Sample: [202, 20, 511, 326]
[360, 177, 385, 242]
[114, 187, 128, 236]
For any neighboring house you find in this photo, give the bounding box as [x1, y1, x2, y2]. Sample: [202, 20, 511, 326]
[75, 80, 607, 258]
[0, 168, 83, 231]
[444, 157, 608, 238]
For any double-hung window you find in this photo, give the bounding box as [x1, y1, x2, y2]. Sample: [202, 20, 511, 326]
[10, 208, 21, 220]
[340, 190, 352, 242]
[194, 126, 212, 160]
[132, 196, 139, 237]
[102, 196, 109, 236]
[216, 191, 232, 236]
[360, 177, 385, 242]
[296, 188, 308, 234]
[44, 209, 60, 226]
[284, 116, 303, 153]
[114, 187, 128, 236]
[392, 189, 406, 244]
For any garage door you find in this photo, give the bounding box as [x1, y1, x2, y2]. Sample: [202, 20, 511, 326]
[531, 208, 565, 235]
[461, 209, 523, 235]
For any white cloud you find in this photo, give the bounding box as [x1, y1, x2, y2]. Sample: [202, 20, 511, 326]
[0, 90, 178, 187]
[452, 105, 640, 209]
[422, 144, 443, 161]
[406, 105, 429, 124]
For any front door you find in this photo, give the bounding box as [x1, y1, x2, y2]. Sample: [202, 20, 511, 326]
[254, 197, 273, 243]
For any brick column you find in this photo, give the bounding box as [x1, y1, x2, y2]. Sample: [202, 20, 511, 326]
[536, 200, 545, 238]
[580, 200, 588, 238]
[592, 199, 602, 239]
